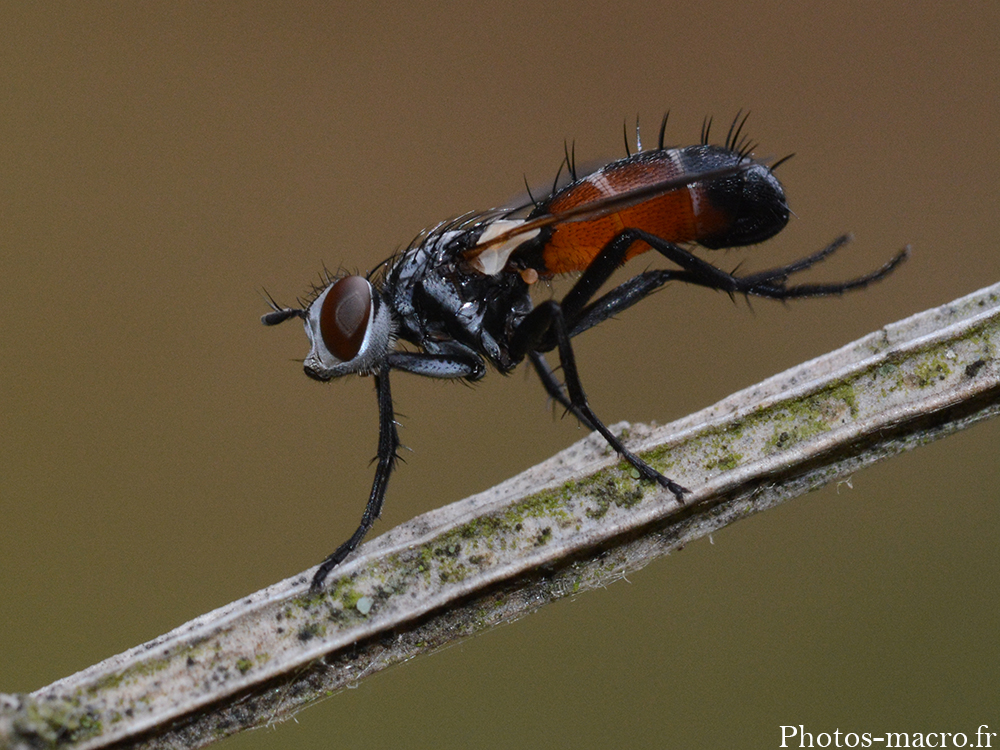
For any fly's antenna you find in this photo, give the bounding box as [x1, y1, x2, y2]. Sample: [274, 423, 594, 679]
[657, 110, 670, 150]
[260, 288, 306, 326]
[701, 115, 714, 145]
[770, 153, 796, 171]
[262, 307, 305, 326]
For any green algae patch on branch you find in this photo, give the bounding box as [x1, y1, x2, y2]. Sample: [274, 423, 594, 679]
[764, 381, 862, 451]
[9, 694, 104, 748]
[380, 469, 658, 591]
[234, 659, 254, 675]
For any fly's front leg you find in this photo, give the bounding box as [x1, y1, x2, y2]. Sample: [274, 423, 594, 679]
[311, 364, 400, 591]
[310, 346, 486, 591]
[310, 347, 486, 590]
[388, 339, 488, 381]
[513, 301, 688, 502]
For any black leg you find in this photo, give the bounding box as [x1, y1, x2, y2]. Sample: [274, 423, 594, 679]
[528, 350, 596, 429]
[513, 229, 907, 505]
[513, 301, 689, 501]
[526, 230, 659, 354]
[528, 272, 682, 425]
[560, 233, 907, 340]
[311, 365, 400, 591]
[568, 269, 684, 338]
[559, 230, 651, 321]
[632, 232, 909, 300]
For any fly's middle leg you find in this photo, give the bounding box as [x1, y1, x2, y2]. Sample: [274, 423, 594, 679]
[527, 351, 597, 429]
[512, 299, 688, 501]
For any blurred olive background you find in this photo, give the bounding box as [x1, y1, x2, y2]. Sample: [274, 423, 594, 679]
[3, 2, 998, 748]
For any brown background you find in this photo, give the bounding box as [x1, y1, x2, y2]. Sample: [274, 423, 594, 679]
[3, 2, 998, 748]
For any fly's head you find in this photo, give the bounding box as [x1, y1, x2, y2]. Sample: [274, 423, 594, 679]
[262, 274, 394, 381]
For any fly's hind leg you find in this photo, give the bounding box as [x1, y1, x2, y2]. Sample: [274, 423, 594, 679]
[627, 231, 909, 300]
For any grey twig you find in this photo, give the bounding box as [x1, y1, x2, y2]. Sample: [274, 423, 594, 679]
[3, 282, 999, 750]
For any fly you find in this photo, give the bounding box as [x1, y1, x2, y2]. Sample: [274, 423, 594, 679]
[263, 113, 909, 591]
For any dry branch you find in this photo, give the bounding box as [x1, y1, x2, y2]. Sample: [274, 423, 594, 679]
[3, 282, 999, 750]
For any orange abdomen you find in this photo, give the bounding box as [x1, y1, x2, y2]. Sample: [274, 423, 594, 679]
[540, 150, 726, 274]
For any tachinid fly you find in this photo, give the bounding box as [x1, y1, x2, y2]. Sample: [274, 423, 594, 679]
[263, 113, 908, 590]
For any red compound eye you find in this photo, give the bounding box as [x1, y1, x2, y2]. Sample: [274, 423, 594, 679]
[319, 276, 372, 362]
